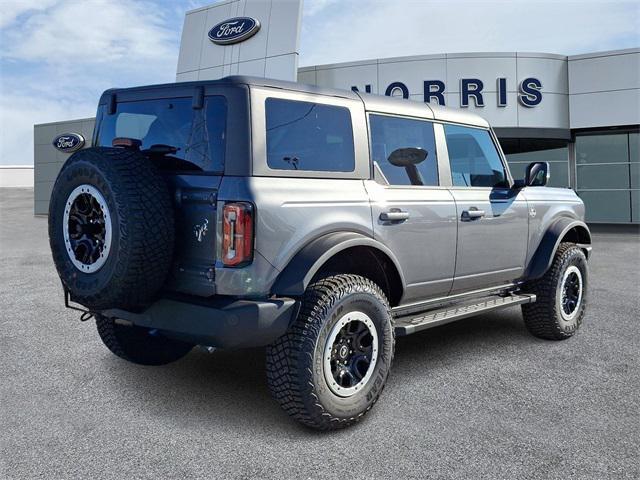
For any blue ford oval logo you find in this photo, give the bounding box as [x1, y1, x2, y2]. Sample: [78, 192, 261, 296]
[208, 17, 260, 45]
[52, 133, 85, 153]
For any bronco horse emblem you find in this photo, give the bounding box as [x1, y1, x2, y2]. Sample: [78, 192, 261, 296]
[194, 219, 209, 242]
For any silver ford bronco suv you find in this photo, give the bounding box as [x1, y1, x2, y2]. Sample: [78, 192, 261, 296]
[49, 76, 592, 430]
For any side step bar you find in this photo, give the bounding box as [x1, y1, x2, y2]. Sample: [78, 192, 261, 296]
[393, 293, 536, 336]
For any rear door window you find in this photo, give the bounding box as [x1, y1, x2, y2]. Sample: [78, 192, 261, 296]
[96, 96, 227, 172]
[369, 114, 439, 186]
[265, 98, 355, 172]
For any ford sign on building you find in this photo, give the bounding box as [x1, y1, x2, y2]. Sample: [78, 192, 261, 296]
[33, 0, 639, 224]
[208, 17, 260, 45]
[52, 133, 85, 153]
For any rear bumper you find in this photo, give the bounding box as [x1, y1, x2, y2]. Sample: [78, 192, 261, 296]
[102, 296, 297, 349]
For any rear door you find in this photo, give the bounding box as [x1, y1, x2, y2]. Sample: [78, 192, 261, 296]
[443, 124, 529, 293]
[365, 113, 457, 303]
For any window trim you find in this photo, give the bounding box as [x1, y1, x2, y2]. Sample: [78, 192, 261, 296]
[251, 87, 369, 180]
[367, 111, 444, 189]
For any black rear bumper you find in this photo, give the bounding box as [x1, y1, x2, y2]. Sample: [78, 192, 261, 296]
[102, 296, 297, 349]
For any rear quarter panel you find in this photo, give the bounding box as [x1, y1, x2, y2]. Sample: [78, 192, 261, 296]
[215, 176, 373, 297]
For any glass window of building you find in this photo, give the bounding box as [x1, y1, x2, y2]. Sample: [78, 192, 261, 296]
[575, 132, 637, 223]
[500, 138, 569, 188]
[629, 133, 639, 223]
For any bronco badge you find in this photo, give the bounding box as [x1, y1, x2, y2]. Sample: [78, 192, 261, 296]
[194, 219, 209, 242]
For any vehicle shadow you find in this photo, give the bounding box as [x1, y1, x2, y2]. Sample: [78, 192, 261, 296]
[104, 307, 531, 435]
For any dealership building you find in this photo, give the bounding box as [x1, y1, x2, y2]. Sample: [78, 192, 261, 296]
[34, 0, 639, 223]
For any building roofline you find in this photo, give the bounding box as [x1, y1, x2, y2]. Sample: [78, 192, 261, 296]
[300, 48, 638, 70]
[568, 47, 640, 61]
[34, 117, 95, 127]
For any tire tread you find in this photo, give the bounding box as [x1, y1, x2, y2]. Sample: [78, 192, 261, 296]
[49, 147, 174, 310]
[266, 274, 394, 430]
[522, 242, 587, 340]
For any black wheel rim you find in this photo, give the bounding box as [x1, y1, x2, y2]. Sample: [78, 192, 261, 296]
[69, 193, 106, 263]
[323, 312, 378, 397]
[63, 185, 112, 273]
[560, 265, 583, 320]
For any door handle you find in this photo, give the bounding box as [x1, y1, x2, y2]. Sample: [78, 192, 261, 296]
[380, 209, 410, 222]
[461, 208, 485, 221]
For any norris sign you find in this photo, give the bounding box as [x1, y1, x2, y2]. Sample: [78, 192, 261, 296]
[352, 77, 543, 108]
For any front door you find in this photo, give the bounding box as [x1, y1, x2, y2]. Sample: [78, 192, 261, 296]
[442, 124, 529, 293]
[365, 113, 458, 303]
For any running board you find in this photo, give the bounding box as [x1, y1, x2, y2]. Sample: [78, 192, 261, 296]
[393, 293, 536, 336]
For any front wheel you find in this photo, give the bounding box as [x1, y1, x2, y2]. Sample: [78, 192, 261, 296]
[266, 274, 395, 430]
[522, 242, 588, 340]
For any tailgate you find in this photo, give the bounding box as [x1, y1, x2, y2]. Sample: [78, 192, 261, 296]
[164, 174, 222, 297]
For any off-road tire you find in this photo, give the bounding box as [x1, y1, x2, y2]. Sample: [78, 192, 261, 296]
[266, 274, 395, 430]
[96, 315, 193, 366]
[49, 147, 174, 310]
[522, 242, 588, 340]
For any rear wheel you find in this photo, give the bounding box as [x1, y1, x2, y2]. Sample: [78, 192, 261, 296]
[96, 315, 193, 366]
[522, 242, 588, 340]
[266, 274, 394, 430]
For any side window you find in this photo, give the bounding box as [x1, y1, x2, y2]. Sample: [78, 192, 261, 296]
[265, 98, 355, 172]
[369, 114, 439, 186]
[444, 124, 508, 188]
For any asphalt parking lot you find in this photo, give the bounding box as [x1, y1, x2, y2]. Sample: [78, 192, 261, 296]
[1, 187, 638, 479]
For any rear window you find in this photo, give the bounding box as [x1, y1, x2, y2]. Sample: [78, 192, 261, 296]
[96, 96, 227, 172]
[265, 98, 355, 172]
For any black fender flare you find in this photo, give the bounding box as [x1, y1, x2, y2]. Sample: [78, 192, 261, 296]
[270, 231, 406, 297]
[525, 217, 592, 281]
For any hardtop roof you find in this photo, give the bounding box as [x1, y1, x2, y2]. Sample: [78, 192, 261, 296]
[99, 75, 489, 128]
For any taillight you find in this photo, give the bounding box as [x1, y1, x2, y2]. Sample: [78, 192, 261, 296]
[222, 202, 254, 267]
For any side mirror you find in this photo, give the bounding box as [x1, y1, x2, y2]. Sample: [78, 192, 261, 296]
[387, 147, 428, 186]
[524, 161, 550, 187]
[388, 147, 427, 167]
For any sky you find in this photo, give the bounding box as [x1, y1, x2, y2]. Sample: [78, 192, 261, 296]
[0, 0, 638, 166]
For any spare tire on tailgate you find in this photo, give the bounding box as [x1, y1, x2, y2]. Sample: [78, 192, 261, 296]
[48, 147, 174, 310]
